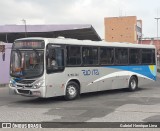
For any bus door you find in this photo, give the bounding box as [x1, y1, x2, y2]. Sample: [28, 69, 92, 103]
[45, 44, 65, 97]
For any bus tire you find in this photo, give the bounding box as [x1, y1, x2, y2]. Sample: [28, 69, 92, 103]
[128, 76, 138, 91]
[65, 81, 80, 100]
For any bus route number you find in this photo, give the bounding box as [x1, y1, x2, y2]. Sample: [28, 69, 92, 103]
[82, 69, 99, 76]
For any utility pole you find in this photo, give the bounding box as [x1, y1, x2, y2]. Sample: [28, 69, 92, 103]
[22, 19, 27, 37]
[155, 18, 160, 43]
[155, 17, 160, 66]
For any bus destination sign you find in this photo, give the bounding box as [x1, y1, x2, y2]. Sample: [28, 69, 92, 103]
[13, 40, 45, 49]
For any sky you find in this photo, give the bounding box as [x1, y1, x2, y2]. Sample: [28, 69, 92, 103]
[0, 0, 160, 39]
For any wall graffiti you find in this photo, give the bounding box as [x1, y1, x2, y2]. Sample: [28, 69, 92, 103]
[0, 43, 12, 84]
[0, 45, 5, 61]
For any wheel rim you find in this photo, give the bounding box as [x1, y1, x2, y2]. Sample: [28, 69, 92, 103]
[131, 79, 136, 90]
[68, 85, 76, 97]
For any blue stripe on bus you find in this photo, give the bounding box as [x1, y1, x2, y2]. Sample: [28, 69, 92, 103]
[105, 65, 156, 81]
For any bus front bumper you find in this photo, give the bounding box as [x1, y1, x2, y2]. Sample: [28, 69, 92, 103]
[9, 87, 43, 97]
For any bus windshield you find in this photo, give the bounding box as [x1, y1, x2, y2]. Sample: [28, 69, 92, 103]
[10, 50, 44, 78]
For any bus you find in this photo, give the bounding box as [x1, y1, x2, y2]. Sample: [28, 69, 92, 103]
[9, 37, 157, 100]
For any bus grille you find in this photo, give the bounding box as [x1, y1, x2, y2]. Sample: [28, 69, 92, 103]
[17, 89, 30, 94]
[17, 85, 32, 88]
[16, 80, 35, 84]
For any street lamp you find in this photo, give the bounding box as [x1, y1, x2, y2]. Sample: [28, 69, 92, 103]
[22, 19, 27, 37]
[155, 18, 160, 43]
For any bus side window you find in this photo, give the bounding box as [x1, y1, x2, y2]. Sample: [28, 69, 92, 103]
[152, 49, 156, 64]
[129, 49, 141, 65]
[100, 47, 114, 65]
[115, 48, 128, 65]
[67, 46, 81, 66]
[82, 47, 98, 65]
[46, 46, 64, 73]
[47, 49, 57, 68]
[142, 49, 153, 64]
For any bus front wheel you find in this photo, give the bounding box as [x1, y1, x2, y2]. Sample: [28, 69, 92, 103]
[128, 76, 138, 91]
[65, 81, 80, 100]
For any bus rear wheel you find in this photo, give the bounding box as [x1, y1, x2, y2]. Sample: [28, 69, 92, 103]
[128, 76, 138, 91]
[65, 81, 79, 100]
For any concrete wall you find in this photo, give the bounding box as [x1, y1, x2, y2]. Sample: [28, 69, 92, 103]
[104, 16, 138, 43]
[0, 43, 12, 84]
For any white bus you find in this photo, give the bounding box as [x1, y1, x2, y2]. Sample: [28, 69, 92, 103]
[9, 37, 157, 100]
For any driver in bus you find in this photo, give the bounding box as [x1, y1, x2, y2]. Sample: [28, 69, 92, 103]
[50, 50, 58, 69]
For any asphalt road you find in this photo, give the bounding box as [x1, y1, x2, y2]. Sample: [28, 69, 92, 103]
[0, 76, 160, 125]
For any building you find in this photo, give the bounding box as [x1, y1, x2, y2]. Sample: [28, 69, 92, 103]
[104, 16, 142, 43]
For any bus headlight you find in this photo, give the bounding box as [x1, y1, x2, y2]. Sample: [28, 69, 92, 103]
[9, 83, 16, 87]
[33, 79, 44, 89]
[9, 80, 16, 87]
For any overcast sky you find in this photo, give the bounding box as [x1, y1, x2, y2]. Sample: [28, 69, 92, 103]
[0, 0, 160, 39]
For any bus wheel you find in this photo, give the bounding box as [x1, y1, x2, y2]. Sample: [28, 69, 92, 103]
[65, 81, 79, 100]
[128, 76, 138, 91]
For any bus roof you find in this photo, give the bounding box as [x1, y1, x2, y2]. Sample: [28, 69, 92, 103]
[15, 37, 156, 49]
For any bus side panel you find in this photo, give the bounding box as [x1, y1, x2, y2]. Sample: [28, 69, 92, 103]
[79, 67, 100, 93]
[45, 73, 67, 97]
[138, 65, 156, 86]
[80, 67, 129, 92]
[44, 65, 156, 98]
[94, 67, 127, 91]
[45, 67, 99, 97]
[45, 67, 100, 97]
[108, 65, 156, 88]
[99, 66, 129, 90]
